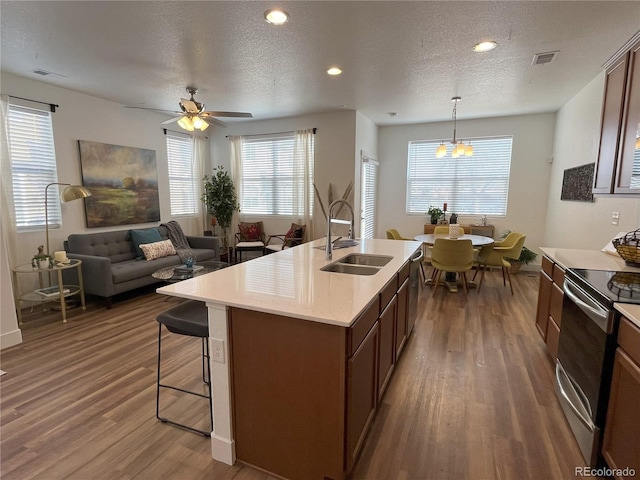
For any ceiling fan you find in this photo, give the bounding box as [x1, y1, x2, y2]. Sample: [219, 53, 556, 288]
[126, 87, 252, 131]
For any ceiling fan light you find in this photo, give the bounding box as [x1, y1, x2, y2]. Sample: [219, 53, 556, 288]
[192, 116, 204, 129]
[178, 115, 195, 131]
[436, 144, 447, 158]
[636, 137, 640, 150]
[473, 41, 497, 53]
[199, 121, 209, 132]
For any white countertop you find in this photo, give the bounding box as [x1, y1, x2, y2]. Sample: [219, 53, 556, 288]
[540, 247, 640, 272]
[156, 238, 422, 327]
[540, 247, 640, 329]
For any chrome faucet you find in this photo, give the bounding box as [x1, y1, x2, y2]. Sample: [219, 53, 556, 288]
[326, 199, 355, 260]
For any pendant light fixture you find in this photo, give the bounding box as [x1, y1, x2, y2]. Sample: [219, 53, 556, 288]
[436, 97, 473, 158]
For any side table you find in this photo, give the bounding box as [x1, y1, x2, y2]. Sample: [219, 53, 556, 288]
[12, 259, 86, 324]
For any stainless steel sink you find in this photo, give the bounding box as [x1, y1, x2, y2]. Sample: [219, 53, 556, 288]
[337, 254, 393, 267]
[320, 263, 381, 276]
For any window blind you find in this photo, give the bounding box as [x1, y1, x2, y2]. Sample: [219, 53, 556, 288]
[240, 134, 312, 216]
[361, 158, 378, 239]
[7, 104, 61, 230]
[166, 133, 198, 216]
[407, 136, 513, 216]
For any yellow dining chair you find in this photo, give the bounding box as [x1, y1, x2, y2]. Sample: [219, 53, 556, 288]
[433, 226, 466, 235]
[429, 238, 474, 297]
[386, 229, 412, 240]
[473, 233, 526, 294]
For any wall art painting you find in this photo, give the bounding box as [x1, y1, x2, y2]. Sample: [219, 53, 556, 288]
[78, 140, 160, 227]
[560, 163, 594, 202]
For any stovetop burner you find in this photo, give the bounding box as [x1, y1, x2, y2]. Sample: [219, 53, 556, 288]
[567, 268, 640, 306]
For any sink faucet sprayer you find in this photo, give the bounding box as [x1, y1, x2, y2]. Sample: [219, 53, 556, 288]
[326, 200, 355, 260]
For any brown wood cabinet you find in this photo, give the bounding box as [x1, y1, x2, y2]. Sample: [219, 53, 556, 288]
[534, 255, 564, 360]
[423, 223, 495, 238]
[228, 252, 419, 480]
[594, 31, 640, 195]
[602, 316, 640, 478]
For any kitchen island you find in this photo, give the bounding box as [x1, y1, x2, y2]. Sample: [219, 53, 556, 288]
[157, 238, 422, 480]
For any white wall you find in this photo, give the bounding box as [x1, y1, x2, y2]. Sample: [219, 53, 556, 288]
[354, 111, 379, 237]
[544, 72, 640, 248]
[2, 73, 206, 295]
[208, 110, 357, 240]
[377, 113, 557, 267]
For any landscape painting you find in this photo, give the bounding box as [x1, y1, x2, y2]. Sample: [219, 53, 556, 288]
[78, 140, 160, 227]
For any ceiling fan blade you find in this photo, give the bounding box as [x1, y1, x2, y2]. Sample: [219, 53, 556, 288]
[180, 98, 200, 113]
[124, 106, 180, 114]
[203, 111, 253, 118]
[161, 116, 183, 125]
[202, 116, 229, 128]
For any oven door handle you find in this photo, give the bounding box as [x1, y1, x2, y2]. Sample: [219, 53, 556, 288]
[563, 278, 612, 333]
[555, 361, 595, 431]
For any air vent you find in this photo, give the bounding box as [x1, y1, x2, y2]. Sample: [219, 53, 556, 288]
[32, 68, 67, 78]
[532, 51, 559, 66]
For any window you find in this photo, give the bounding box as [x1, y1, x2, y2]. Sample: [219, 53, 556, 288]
[166, 133, 198, 216]
[360, 155, 378, 239]
[7, 104, 60, 231]
[407, 136, 513, 216]
[239, 133, 314, 216]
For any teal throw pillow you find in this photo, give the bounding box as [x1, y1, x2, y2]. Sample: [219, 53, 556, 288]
[129, 228, 162, 259]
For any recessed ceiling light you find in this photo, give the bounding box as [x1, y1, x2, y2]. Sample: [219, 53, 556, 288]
[327, 67, 342, 76]
[473, 41, 497, 53]
[264, 9, 289, 25]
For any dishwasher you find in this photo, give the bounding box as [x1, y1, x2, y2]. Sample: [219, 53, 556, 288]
[408, 248, 423, 333]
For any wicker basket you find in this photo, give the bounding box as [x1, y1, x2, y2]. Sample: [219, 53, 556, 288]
[613, 229, 640, 267]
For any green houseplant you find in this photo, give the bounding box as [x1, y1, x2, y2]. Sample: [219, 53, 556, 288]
[501, 230, 538, 273]
[427, 206, 444, 224]
[202, 166, 240, 245]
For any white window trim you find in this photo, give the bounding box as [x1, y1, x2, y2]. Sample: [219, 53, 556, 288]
[166, 131, 199, 217]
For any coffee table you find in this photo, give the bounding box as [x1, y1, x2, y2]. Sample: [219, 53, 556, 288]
[152, 260, 229, 283]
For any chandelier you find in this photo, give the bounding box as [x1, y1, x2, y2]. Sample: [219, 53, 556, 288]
[436, 97, 473, 158]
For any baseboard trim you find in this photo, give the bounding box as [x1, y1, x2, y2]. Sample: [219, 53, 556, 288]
[0, 328, 23, 350]
[210, 433, 235, 465]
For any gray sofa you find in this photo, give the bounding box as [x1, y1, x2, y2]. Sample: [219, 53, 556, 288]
[64, 226, 220, 306]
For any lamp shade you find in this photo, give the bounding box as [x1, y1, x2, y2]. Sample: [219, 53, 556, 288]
[178, 115, 195, 131]
[436, 144, 447, 158]
[61, 185, 92, 202]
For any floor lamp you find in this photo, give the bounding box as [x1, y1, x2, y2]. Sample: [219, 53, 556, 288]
[45, 182, 92, 256]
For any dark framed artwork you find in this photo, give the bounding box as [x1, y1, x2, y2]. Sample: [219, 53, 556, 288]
[560, 163, 595, 202]
[78, 140, 160, 227]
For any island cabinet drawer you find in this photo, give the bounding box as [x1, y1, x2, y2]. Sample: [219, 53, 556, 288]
[398, 260, 410, 285]
[348, 297, 380, 357]
[541, 255, 554, 277]
[619, 317, 640, 364]
[379, 276, 398, 313]
[552, 263, 565, 285]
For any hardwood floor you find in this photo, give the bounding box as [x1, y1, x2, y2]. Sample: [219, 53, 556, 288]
[1, 272, 585, 479]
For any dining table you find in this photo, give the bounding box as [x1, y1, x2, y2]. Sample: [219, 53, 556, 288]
[414, 233, 495, 292]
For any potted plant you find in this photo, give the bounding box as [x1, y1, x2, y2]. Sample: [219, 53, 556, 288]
[427, 206, 444, 224]
[501, 230, 538, 273]
[32, 246, 52, 269]
[202, 166, 240, 247]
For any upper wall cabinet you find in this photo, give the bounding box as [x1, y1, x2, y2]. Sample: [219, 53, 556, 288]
[593, 31, 640, 195]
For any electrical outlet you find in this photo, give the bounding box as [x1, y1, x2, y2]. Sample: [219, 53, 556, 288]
[211, 338, 225, 364]
[612, 211, 620, 225]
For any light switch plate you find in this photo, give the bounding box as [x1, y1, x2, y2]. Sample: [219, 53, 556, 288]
[612, 212, 620, 225]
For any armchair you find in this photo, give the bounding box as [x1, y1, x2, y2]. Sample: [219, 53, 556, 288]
[265, 223, 306, 253]
[235, 221, 266, 263]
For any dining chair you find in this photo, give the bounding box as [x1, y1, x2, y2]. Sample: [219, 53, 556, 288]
[387, 228, 427, 283]
[473, 232, 526, 294]
[429, 238, 474, 297]
[433, 225, 466, 235]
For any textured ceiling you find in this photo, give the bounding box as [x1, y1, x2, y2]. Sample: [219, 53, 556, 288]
[1, 1, 639, 126]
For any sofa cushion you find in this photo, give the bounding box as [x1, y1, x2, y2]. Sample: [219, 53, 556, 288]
[129, 228, 162, 259]
[67, 231, 137, 263]
[111, 255, 180, 284]
[139, 240, 176, 261]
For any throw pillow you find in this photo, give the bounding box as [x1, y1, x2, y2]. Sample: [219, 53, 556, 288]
[286, 227, 304, 246]
[130, 228, 162, 259]
[239, 223, 261, 241]
[139, 240, 176, 261]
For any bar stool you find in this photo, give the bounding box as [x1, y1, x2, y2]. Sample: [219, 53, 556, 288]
[156, 300, 213, 437]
